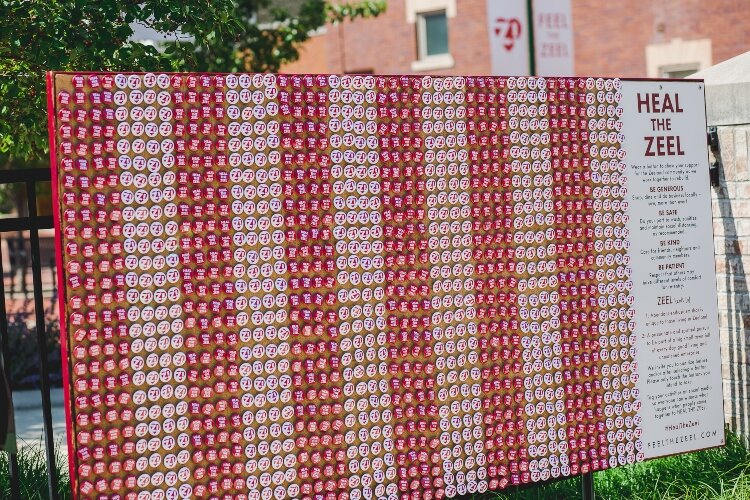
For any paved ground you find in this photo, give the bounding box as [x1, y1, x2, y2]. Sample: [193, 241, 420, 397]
[1, 229, 67, 467]
[11, 387, 68, 458]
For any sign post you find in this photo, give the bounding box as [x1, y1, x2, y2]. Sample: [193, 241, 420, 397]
[582, 471, 595, 500]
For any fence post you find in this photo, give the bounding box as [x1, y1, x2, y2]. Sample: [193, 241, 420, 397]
[0, 240, 21, 500]
[26, 180, 60, 499]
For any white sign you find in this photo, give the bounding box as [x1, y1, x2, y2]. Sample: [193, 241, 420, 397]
[532, 0, 575, 76]
[621, 80, 725, 458]
[486, 0, 530, 75]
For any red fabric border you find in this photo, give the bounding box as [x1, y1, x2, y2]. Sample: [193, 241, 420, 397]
[46, 71, 79, 499]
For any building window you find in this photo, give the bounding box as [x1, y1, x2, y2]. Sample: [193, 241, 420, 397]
[406, 0, 456, 72]
[419, 11, 449, 58]
[411, 9, 455, 71]
[645, 38, 711, 78]
[660, 64, 699, 79]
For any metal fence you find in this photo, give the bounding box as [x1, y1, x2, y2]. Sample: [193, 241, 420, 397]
[0, 167, 58, 499]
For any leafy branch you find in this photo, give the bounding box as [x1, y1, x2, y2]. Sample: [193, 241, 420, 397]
[0, 0, 386, 162]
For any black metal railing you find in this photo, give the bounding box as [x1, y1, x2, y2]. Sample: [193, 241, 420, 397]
[0, 167, 58, 499]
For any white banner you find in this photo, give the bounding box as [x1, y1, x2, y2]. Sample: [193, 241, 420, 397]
[621, 80, 725, 458]
[532, 0, 575, 76]
[486, 0, 530, 75]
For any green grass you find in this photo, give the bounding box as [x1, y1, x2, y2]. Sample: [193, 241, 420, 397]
[0, 443, 69, 500]
[1, 431, 748, 500]
[468, 431, 750, 500]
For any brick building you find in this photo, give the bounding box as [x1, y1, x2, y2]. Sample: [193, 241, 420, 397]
[282, 0, 750, 78]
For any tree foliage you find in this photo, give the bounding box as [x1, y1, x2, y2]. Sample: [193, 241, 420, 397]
[0, 0, 385, 161]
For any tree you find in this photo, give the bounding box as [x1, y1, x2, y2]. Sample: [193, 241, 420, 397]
[0, 0, 385, 162]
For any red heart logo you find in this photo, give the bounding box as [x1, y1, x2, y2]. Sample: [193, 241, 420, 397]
[494, 17, 523, 51]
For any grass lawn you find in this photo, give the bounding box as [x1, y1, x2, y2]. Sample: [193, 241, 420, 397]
[484, 431, 750, 500]
[1, 431, 748, 500]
